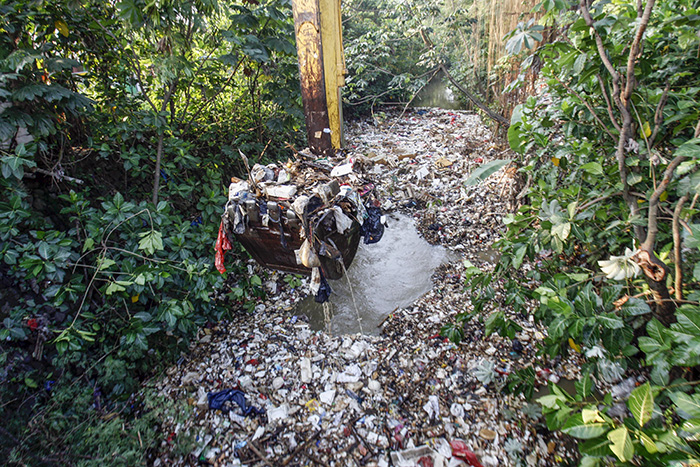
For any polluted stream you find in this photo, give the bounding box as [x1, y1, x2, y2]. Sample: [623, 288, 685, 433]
[295, 213, 456, 335]
[154, 108, 583, 467]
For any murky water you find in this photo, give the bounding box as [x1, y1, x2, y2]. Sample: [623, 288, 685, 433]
[475, 247, 500, 264]
[295, 213, 455, 335]
[412, 71, 464, 110]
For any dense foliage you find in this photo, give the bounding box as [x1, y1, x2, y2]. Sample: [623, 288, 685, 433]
[0, 0, 302, 463]
[4, 0, 700, 463]
[341, 0, 540, 118]
[443, 0, 700, 464]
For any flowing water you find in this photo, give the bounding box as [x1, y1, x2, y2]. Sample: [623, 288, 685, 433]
[295, 213, 456, 335]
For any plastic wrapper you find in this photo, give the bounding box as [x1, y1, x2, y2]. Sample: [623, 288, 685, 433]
[215, 220, 232, 274]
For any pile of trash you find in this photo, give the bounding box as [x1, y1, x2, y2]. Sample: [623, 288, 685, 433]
[215, 154, 384, 303]
[152, 108, 582, 466]
[344, 110, 516, 254]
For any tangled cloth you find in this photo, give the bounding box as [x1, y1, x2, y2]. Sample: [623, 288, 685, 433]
[207, 389, 266, 416]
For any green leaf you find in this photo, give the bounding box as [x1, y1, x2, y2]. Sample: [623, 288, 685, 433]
[134, 312, 152, 322]
[98, 258, 116, 271]
[551, 221, 571, 241]
[24, 377, 38, 389]
[579, 456, 601, 467]
[138, 230, 164, 255]
[37, 242, 50, 260]
[675, 139, 700, 159]
[105, 281, 125, 295]
[607, 427, 634, 462]
[538, 394, 566, 410]
[465, 159, 513, 185]
[581, 162, 603, 175]
[582, 408, 603, 423]
[562, 414, 609, 439]
[687, 224, 700, 250]
[627, 172, 643, 186]
[484, 311, 504, 336]
[440, 323, 464, 343]
[573, 53, 587, 74]
[547, 315, 570, 340]
[83, 237, 95, 253]
[650, 359, 670, 386]
[575, 372, 594, 398]
[621, 297, 651, 316]
[628, 383, 653, 427]
[597, 314, 624, 329]
[670, 392, 700, 419]
[508, 123, 523, 152]
[671, 306, 700, 342]
[681, 418, 700, 435]
[637, 431, 658, 453]
[163, 310, 176, 328]
[512, 244, 527, 269]
[250, 274, 262, 287]
[647, 318, 671, 347]
[579, 438, 611, 457]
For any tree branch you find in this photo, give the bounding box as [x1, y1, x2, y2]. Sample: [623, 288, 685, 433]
[179, 44, 219, 118]
[439, 64, 509, 126]
[623, 0, 657, 103]
[576, 191, 622, 212]
[85, 9, 159, 113]
[555, 76, 615, 140]
[642, 154, 687, 250]
[596, 74, 621, 132]
[182, 58, 244, 133]
[33, 167, 84, 184]
[649, 81, 670, 147]
[673, 194, 689, 300]
[580, 0, 623, 109]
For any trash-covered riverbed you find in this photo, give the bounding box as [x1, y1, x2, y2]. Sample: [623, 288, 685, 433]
[152, 109, 582, 466]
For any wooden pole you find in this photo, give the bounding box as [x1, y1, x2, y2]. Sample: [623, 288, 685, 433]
[292, 0, 345, 156]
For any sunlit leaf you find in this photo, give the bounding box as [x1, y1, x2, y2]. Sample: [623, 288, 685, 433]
[607, 427, 634, 462]
[465, 159, 512, 185]
[562, 414, 609, 439]
[628, 383, 653, 427]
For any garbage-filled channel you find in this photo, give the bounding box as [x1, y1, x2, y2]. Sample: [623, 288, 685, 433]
[296, 212, 455, 335]
[153, 108, 591, 467]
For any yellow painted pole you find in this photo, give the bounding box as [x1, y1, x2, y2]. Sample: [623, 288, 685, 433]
[292, 0, 345, 155]
[319, 0, 345, 149]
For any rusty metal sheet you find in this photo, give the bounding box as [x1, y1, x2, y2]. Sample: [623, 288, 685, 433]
[236, 220, 361, 281]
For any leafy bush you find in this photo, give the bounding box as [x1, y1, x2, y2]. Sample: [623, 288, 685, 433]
[1, 0, 302, 462]
[443, 0, 700, 463]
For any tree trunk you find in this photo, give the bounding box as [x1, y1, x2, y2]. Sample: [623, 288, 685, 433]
[152, 133, 164, 206]
[636, 249, 675, 325]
